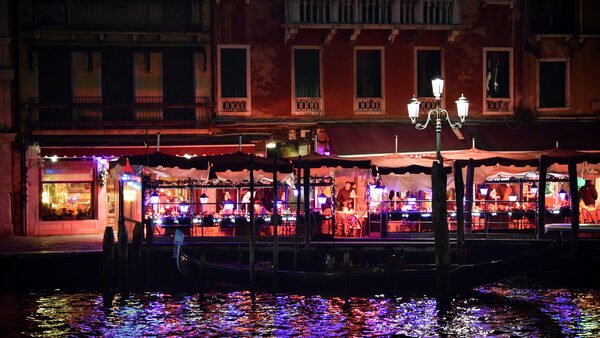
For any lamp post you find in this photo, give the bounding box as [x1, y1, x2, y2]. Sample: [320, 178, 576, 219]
[407, 78, 469, 302]
[407, 79, 469, 162]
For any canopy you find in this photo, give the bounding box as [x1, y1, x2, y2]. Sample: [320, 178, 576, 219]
[111, 152, 211, 180]
[292, 153, 372, 178]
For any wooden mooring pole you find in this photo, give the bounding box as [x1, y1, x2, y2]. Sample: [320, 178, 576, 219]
[432, 161, 452, 305]
[102, 226, 115, 290]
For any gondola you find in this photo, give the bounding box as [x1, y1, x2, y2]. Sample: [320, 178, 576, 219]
[173, 231, 557, 295]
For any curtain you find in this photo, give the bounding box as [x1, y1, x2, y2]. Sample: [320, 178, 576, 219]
[485, 51, 510, 99]
[356, 50, 381, 98]
[294, 49, 320, 98]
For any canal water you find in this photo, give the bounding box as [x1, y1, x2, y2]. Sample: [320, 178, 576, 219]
[1, 283, 599, 337]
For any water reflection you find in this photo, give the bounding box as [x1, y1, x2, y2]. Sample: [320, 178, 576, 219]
[1, 285, 599, 337]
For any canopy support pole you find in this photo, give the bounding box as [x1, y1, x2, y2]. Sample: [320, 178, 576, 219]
[464, 159, 474, 234]
[294, 155, 302, 269]
[537, 155, 548, 239]
[272, 145, 279, 289]
[568, 157, 580, 260]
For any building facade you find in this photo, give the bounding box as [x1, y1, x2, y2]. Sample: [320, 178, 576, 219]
[3, 0, 600, 237]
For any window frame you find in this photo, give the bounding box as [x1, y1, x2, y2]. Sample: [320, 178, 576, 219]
[217, 44, 251, 116]
[353, 46, 385, 115]
[482, 47, 514, 115]
[40, 162, 96, 221]
[537, 58, 570, 111]
[291, 46, 324, 116]
[413, 46, 445, 111]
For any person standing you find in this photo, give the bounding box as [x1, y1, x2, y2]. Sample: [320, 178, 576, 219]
[579, 179, 598, 223]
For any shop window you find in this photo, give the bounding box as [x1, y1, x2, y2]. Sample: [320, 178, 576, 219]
[41, 164, 95, 221]
[354, 48, 384, 115]
[415, 49, 442, 98]
[292, 48, 322, 115]
[217, 45, 251, 114]
[539, 60, 568, 109]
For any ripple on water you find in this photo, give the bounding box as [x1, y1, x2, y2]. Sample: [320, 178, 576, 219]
[0, 286, 599, 337]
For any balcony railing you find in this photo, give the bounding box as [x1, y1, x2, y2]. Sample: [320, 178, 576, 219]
[33, 0, 209, 32]
[485, 98, 512, 114]
[285, 0, 460, 26]
[292, 97, 324, 115]
[28, 96, 211, 129]
[354, 97, 385, 115]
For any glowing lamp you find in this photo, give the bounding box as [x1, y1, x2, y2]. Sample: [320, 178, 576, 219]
[150, 191, 160, 204]
[479, 184, 489, 197]
[179, 201, 189, 214]
[266, 141, 277, 149]
[508, 193, 518, 202]
[431, 78, 444, 98]
[293, 187, 300, 197]
[407, 96, 421, 123]
[224, 201, 234, 211]
[123, 189, 136, 202]
[455, 94, 469, 122]
[317, 192, 328, 205]
[407, 195, 417, 206]
[558, 188, 567, 200]
[199, 192, 209, 204]
[530, 183, 538, 195]
[374, 180, 385, 195]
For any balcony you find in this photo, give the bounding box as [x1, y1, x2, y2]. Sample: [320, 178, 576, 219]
[292, 97, 324, 115]
[354, 97, 385, 115]
[285, 0, 460, 28]
[28, 97, 211, 130]
[32, 0, 209, 33]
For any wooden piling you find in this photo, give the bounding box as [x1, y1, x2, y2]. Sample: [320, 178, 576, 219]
[249, 155, 255, 292]
[117, 179, 129, 289]
[454, 161, 465, 261]
[131, 222, 144, 287]
[272, 145, 279, 290]
[432, 161, 452, 301]
[102, 226, 115, 290]
[294, 156, 301, 269]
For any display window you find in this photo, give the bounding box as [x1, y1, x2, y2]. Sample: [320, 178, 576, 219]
[40, 162, 95, 221]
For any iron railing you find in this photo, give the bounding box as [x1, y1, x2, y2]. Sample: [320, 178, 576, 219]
[28, 96, 211, 129]
[33, 0, 209, 32]
[285, 0, 460, 26]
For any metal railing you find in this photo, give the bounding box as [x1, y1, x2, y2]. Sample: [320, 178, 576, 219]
[28, 96, 211, 129]
[286, 0, 460, 26]
[33, 0, 209, 32]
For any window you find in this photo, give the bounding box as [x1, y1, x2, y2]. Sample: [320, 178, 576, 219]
[415, 49, 442, 98]
[102, 49, 134, 120]
[38, 48, 72, 122]
[356, 49, 382, 98]
[163, 49, 195, 120]
[292, 48, 322, 115]
[354, 48, 384, 114]
[40, 163, 95, 221]
[218, 46, 250, 114]
[539, 60, 568, 109]
[483, 48, 513, 114]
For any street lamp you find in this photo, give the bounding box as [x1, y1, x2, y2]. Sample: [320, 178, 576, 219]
[406, 78, 468, 292]
[407, 78, 469, 162]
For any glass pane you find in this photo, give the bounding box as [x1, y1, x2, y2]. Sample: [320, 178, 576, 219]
[42, 167, 93, 182]
[417, 50, 441, 97]
[485, 51, 510, 98]
[356, 50, 382, 98]
[294, 49, 321, 97]
[539, 61, 566, 108]
[41, 182, 93, 220]
[220, 48, 247, 98]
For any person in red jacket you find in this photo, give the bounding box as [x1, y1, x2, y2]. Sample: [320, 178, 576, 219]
[579, 179, 598, 223]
